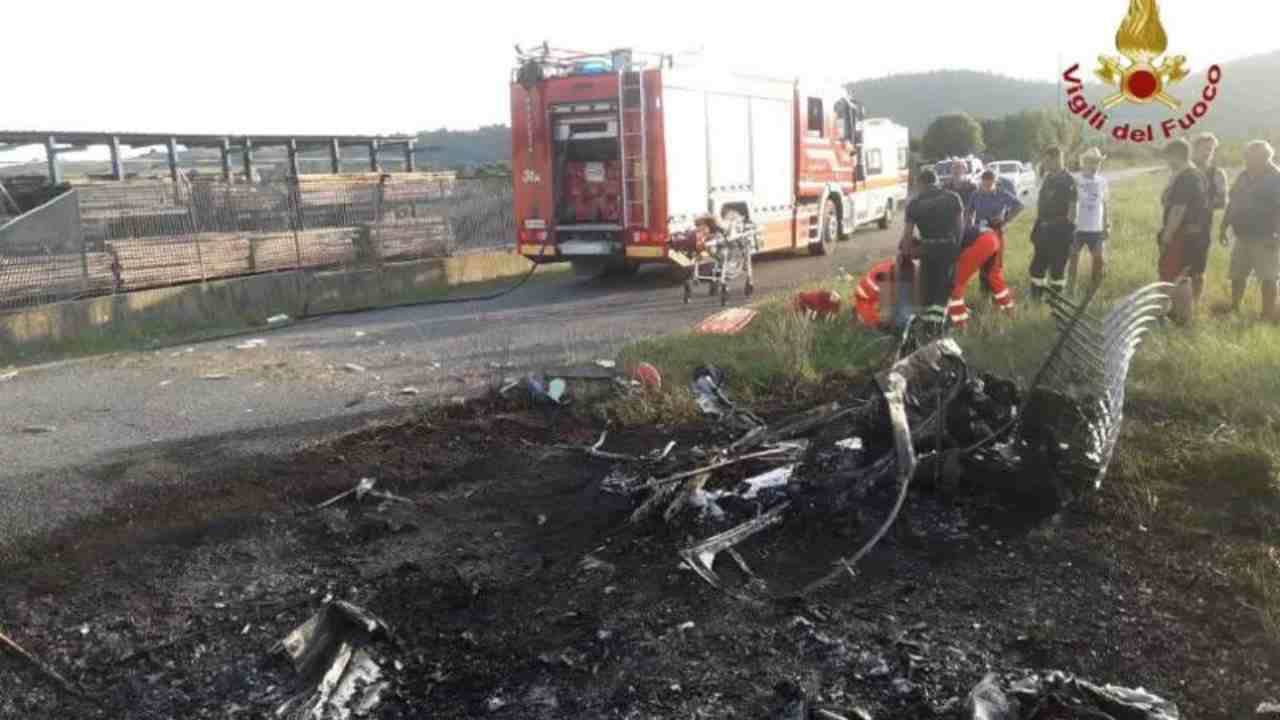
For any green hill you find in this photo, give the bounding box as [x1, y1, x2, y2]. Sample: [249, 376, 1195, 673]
[848, 50, 1280, 142]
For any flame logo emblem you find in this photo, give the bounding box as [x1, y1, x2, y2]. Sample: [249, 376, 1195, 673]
[1096, 0, 1189, 109]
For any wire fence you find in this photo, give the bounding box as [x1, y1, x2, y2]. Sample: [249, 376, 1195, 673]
[0, 173, 516, 312]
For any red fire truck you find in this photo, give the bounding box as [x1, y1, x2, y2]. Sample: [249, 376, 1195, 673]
[510, 46, 909, 274]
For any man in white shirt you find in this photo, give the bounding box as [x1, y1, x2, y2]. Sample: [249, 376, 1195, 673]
[1068, 147, 1111, 293]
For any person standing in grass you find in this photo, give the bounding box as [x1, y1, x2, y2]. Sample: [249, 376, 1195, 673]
[1216, 140, 1280, 321]
[1028, 146, 1078, 299]
[1191, 133, 1230, 305]
[1068, 148, 1110, 294]
[1157, 138, 1209, 318]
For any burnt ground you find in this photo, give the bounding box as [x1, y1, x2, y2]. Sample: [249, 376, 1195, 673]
[1, 389, 1277, 719]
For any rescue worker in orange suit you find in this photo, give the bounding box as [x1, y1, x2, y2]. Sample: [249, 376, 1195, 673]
[946, 220, 1015, 328]
[854, 258, 900, 329]
[856, 219, 1013, 331]
[901, 168, 965, 332]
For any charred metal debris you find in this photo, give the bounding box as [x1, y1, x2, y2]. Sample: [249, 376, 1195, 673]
[589, 283, 1175, 603]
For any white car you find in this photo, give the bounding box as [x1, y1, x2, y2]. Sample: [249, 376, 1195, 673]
[989, 160, 1037, 196]
[934, 156, 985, 185]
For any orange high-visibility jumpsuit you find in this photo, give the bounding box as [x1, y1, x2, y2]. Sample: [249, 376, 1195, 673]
[947, 228, 1014, 328]
[854, 258, 897, 329]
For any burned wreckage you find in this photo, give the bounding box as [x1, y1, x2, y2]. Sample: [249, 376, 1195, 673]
[595, 283, 1175, 602]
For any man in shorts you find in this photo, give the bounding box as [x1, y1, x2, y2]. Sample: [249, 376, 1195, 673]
[1218, 140, 1280, 321]
[1068, 148, 1110, 293]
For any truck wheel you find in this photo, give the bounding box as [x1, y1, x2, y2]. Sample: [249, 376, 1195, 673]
[605, 261, 640, 277]
[572, 260, 608, 279]
[810, 202, 837, 256]
[878, 201, 893, 230]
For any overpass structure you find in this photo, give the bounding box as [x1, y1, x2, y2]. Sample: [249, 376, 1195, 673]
[0, 130, 420, 185]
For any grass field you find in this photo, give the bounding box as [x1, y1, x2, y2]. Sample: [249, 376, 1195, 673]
[609, 170, 1280, 640]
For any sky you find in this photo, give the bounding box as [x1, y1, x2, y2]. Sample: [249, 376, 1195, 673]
[3, 0, 1276, 163]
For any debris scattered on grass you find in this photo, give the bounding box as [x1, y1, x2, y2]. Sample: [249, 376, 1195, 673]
[791, 289, 843, 321]
[835, 437, 864, 451]
[965, 671, 1181, 720]
[630, 361, 662, 390]
[201, 374, 230, 381]
[267, 314, 290, 325]
[546, 378, 566, 403]
[315, 478, 414, 511]
[342, 364, 367, 374]
[693, 307, 758, 335]
[273, 600, 395, 720]
[399, 387, 420, 397]
[232, 339, 267, 350]
[578, 555, 616, 574]
[739, 465, 796, 499]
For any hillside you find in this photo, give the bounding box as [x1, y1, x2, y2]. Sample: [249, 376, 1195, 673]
[849, 50, 1280, 141]
[848, 70, 1057, 135]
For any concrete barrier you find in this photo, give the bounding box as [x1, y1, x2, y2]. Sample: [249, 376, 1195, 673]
[0, 249, 538, 364]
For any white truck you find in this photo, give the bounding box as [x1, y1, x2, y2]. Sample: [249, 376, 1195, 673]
[988, 160, 1037, 196]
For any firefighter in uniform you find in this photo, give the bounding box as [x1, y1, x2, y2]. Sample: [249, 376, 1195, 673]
[901, 168, 965, 332]
[1028, 146, 1079, 299]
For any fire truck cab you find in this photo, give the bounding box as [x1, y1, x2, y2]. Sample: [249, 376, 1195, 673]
[510, 46, 903, 274]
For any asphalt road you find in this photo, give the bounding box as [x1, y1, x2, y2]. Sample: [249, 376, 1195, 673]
[0, 167, 1158, 544]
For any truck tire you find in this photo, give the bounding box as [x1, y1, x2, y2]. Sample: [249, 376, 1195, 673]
[605, 261, 641, 277]
[809, 202, 837, 256]
[878, 200, 893, 230]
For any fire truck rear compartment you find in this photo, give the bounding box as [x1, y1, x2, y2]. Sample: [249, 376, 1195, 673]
[552, 111, 624, 255]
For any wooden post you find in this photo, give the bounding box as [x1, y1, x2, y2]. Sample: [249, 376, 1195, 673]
[242, 138, 255, 183]
[109, 136, 125, 181]
[193, 231, 207, 283]
[287, 138, 301, 178]
[167, 137, 180, 183]
[45, 136, 62, 185]
[220, 138, 233, 183]
[73, 190, 89, 294]
[329, 138, 341, 174]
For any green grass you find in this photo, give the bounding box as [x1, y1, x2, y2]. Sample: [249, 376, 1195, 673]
[609, 171, 1280, 640]
[618, 172, 1280, 423]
